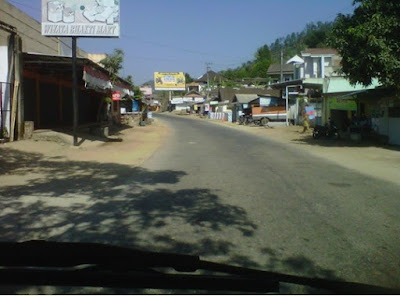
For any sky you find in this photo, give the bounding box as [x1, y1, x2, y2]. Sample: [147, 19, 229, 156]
[7, 0, 356, 85]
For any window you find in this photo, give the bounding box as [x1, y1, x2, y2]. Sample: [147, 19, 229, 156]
[324, 57, 332, 66]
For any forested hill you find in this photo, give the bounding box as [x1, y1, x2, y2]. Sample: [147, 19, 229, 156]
[219, 21, 334, 81]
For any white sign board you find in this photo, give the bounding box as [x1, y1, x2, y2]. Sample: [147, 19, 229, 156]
[171, 98, 184, 104]
[260, 97, 272, 106]
[41, 0, 120, 37]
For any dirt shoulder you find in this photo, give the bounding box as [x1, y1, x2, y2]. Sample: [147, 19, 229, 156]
[0, 119, 168, 187]
[171, 113, 400, 186]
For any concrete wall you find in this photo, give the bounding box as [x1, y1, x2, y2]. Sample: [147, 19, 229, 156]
[0, 46, 11, 137]
[302, 55, 342, 79]
[0, 0, 87, 57]
[373, 107, 400, 146]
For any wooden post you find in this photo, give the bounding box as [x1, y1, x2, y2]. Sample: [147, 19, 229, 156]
[0, 83, 3, 139]
[16, 36, 24, 140]
[58, 82, 63, 122]
[9, 35, 21, 142]
[6, 33, 15, 139]
[35, 77, 40, 128]
[72, 37, 78, 146]
[9, 81, 19, 141]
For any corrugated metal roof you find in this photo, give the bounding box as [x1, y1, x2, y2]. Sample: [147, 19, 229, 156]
[301, 48, 338, 56]
[219, 87, 280, 103]
[235, 94, 259, 103]
[326, 78, 380, 94]
[267, 63, 294, 74]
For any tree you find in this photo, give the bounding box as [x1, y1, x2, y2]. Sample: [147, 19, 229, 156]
[97, 49, 125, 123]
[255, 45, 271, 62]
[100, 48, 124, 82]
[218, 21, 337, 79]
[304, 21, 333, 48]
[125, 75, 134, 88]
[133, 86, 143, 99]
[329, 0, 400, 89]
[250, 60, 270, 78]
[185, 73, 194, 84]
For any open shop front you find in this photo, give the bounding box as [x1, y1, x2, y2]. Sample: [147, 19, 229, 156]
[327, 96, 357, 132]
[22, 53, 132, 133]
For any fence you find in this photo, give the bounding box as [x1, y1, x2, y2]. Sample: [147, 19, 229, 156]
[208, 111, 232, 122]
[0, 82, 12, 139]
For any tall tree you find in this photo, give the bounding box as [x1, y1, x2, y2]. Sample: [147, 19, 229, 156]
[304, 21, 333, 48]
[133, 86, 143, 99]
[185, 73, 194, 84]
[97, 49, 125, 123]
[251, 45, 272, 78]
[125, 75, 134, 87]
[218, 21, 335, 79]
[249, 60, 270, 78]
[329, 0, 400, 89]
[100, 48, 124, 82]
[255, 45, 271, 62]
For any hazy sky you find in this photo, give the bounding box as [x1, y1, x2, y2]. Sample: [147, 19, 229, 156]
[7, 0, 355, 85]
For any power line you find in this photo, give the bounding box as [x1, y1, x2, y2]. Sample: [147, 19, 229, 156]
[6, 1, 252, 67]
[120, 32, 251, 61]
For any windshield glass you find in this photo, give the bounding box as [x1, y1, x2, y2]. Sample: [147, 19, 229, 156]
[0, 0, 399, 294]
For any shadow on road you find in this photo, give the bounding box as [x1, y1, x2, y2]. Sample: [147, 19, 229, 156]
[0, 148, 257, 247]
[291, 132, 400, 151]
[33, 124, 133, 147]
[0, 148, 343, 293]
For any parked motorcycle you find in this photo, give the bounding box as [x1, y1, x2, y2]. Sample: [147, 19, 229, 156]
[313, 122, 340, 139]
[238, 109, 269, 126]
[238, 115, 247, 125]
[238, 108, 252, 125]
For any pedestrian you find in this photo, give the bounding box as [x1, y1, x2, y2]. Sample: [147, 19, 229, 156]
[301, 110, 310, 133]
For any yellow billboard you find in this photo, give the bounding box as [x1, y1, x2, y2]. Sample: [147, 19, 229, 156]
[154, 72, 185, 91]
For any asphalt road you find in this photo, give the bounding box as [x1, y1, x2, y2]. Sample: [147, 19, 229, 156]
[141, 113, 400, 292]
[1, 113, 399, 293]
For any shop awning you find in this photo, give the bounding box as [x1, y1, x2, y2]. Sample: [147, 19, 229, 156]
[83, 65, 112, 91]
[83, 65, 133, 96]
[326, 77, 380, 94]
[23, 53, 132, 97]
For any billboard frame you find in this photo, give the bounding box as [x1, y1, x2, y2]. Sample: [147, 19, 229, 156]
[154, 72, 186, 91]
[41, 0, 120, 38]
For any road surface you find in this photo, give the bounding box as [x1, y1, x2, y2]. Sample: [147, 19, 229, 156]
[0, 113, 399, 293]
[141, 113, 400, 292]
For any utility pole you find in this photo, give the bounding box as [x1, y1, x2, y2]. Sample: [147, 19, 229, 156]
[204, 62, 212, 115]
[280, 49, 283, 82]
[205, 62, 212, 95]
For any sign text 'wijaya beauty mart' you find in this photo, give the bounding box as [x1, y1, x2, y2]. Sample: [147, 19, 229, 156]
[41, 0, 120, 37]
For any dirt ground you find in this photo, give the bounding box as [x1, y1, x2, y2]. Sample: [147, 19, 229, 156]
[181, 113, 400, 186]
[0, 120, 168, 187]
